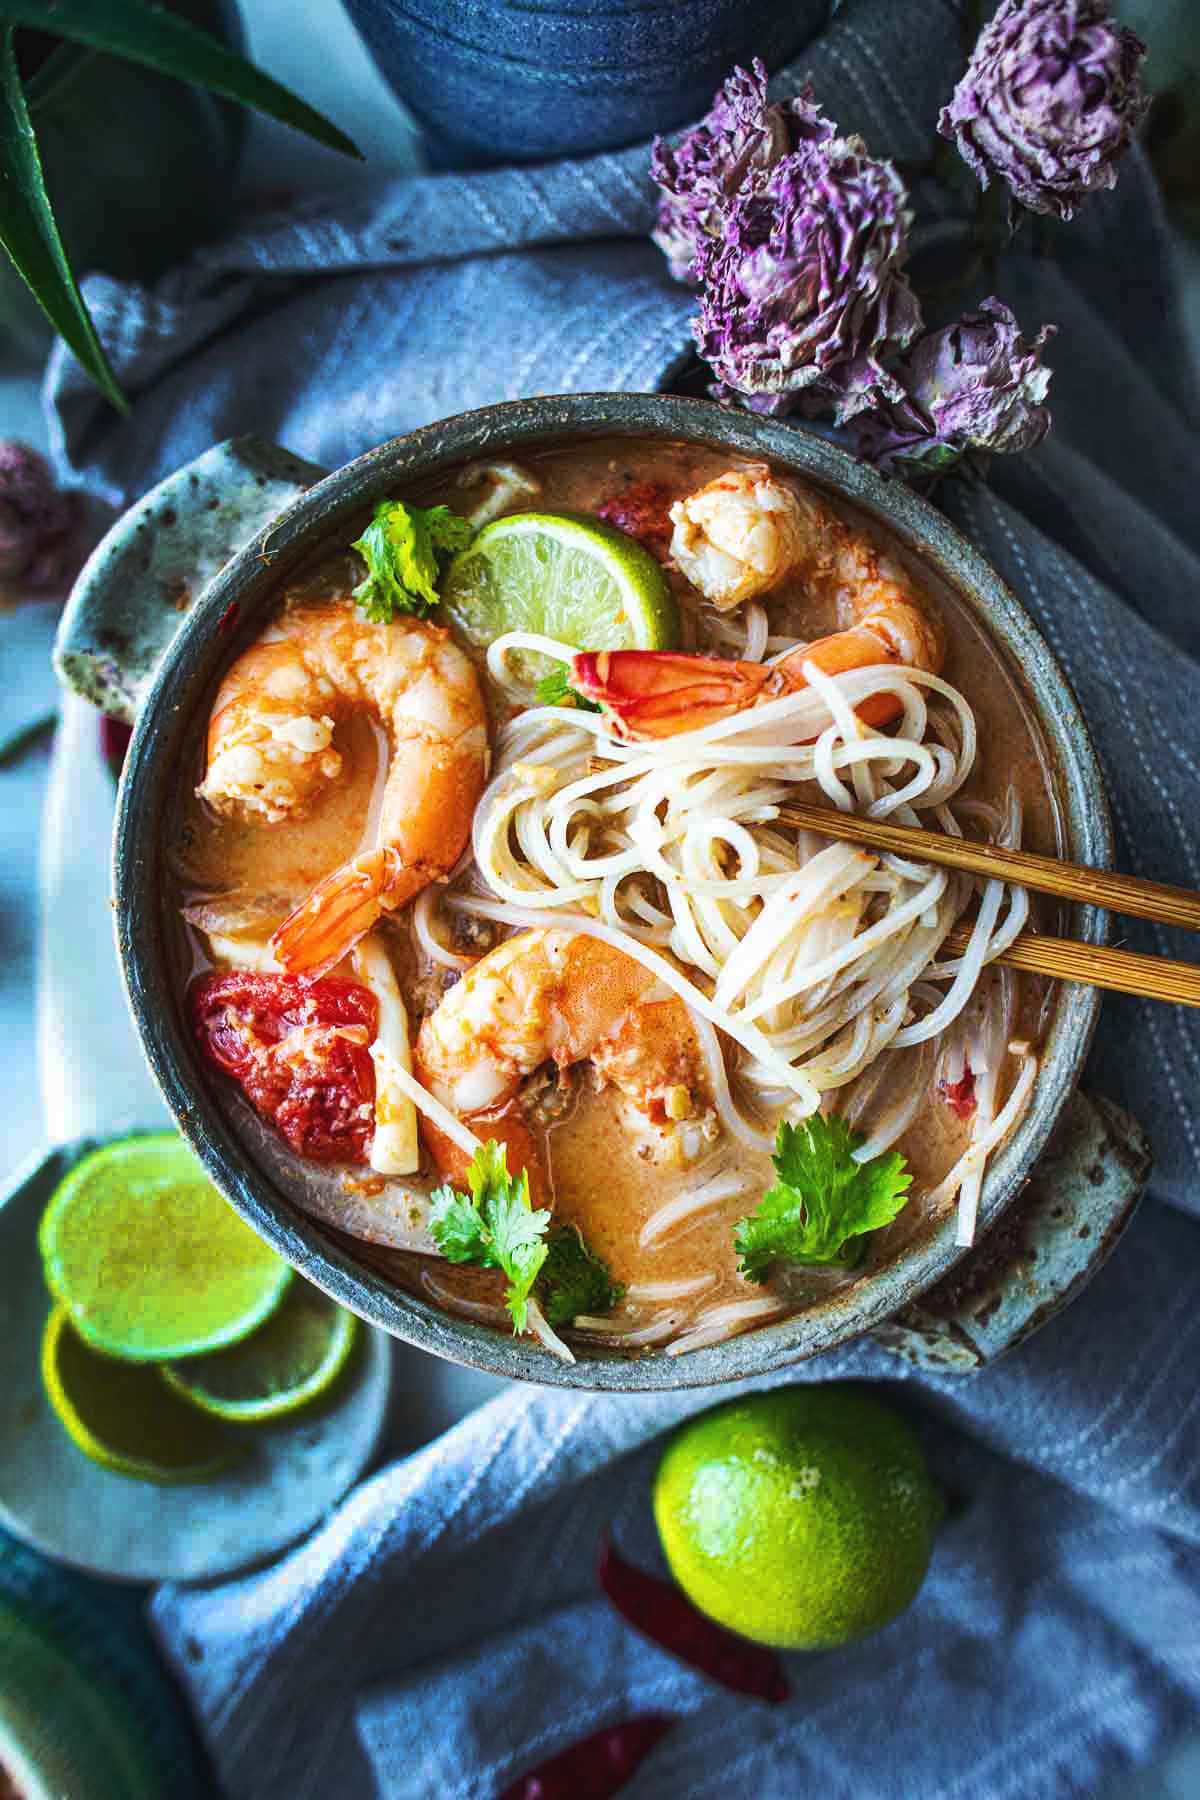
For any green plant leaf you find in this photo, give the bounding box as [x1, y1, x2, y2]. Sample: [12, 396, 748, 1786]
[0, 28, 124, 408]
[1, 2, 361, 159]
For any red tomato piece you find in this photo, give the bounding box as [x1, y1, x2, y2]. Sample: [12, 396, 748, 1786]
[596, 483, 674, 560]
[191, 973, 379, 1164]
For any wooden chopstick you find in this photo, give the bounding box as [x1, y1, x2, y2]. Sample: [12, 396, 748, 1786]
[777, 799, 1200, 935]
[943, 926, 1200, 1009]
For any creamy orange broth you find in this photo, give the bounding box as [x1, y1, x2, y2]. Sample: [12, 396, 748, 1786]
[168, 439, 1062, 1351]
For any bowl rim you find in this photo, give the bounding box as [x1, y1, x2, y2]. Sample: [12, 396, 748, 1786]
[113, 393, 1112, 1392]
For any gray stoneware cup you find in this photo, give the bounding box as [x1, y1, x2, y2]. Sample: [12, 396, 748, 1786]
[55, 395, 1151, 1391]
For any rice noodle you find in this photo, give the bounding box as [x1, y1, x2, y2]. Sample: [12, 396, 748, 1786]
[455, 638, 1019, 1140]
[927, 1045, 1039, 1237]
[430, 625, 1040, 1339]
[525, 1297, 576, 1363]
[845, 1039, 936, 1162]
[570, 1311, 688, 1346]
[421, 1267, 508, 1325]
[625, 1274, 718, 1302]
[665, 1294, 788, 1356]
[639, 1168, 758, 1248]
[412, 885, 478, 970]
[384, 1059, 483, 1159]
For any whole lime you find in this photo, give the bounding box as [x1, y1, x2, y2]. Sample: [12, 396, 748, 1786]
[653, 1385, 943, 1651]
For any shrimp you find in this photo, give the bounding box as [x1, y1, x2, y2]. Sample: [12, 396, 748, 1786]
[577, 466, 944, 737]
[413, 928, 715, 1192]
[669, 463, 810, 609]
[197, 602, 489, 976]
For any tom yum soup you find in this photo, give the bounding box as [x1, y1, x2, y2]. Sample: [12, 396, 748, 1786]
[170, 442, 1060, 1363]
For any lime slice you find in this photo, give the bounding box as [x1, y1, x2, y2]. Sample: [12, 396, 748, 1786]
[161, 1282, 358, 1423]
[442, 511, 679, 675]
[41, 1304, 237, 1484]
[39, 1133, 292, 1361]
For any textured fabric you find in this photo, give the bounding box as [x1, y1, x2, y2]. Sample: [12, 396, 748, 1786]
[43, 0, 1200, 1794]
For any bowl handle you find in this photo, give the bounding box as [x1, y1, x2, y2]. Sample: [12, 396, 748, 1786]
[869, 1091, 1151, 1371]
[53, 437, 329, 721]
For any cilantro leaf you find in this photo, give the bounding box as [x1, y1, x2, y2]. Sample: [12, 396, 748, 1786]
[537, 1225, 623, 1326]
[734, 1115, 912, 1281]
[429, 1139, 551, 1334]
[351, 500, 473, 622]
[535, 666, 603, 712]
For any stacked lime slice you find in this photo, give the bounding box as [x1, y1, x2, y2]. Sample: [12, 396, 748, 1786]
[37, 1134, 359, 1483]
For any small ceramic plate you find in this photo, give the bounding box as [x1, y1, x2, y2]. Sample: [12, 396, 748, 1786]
[0, 1138, 392, 1583]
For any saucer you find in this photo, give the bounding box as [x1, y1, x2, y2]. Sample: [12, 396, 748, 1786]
[0, 1138, 392, 1583]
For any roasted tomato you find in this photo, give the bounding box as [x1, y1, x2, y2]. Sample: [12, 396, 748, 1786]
[596, 482, 674, 560]
[191, 973, 379, 1164]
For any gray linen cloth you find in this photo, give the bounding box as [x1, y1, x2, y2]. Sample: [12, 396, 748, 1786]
[45, 1, 1200, 1794]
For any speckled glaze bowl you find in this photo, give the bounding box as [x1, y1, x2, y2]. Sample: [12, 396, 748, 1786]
[55, 395, 1150, 1391]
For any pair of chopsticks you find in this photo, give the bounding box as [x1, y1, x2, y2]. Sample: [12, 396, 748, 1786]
[775, 799, 1200, 1009]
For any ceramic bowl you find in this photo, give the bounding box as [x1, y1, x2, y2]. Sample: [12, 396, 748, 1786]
[57, 394, 1126, 1390]
[338, 0, 828, 166]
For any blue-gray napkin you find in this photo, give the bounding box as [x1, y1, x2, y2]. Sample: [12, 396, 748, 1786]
[45, 1, 1200, 1794]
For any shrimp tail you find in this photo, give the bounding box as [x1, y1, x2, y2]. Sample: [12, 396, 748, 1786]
[271, 848, 406, 977]
[775, 601, 946, 732]
[776, 627, 909, 731]
[572, 650, 774, 740]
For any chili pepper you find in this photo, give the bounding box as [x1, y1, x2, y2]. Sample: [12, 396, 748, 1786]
[218, 599, 240, 634]
[496, 1714, 674, 1800]
[940, 1067, 977, 1119]
[598, 1534, 789, 1704]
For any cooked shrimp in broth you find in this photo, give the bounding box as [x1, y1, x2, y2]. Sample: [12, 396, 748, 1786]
[414, 928, 714, 1191]
[198, 602, 489, 976]
[170, 437, 1062, 1361]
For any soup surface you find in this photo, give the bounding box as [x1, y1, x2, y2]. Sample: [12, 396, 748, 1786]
[168, 438, 1061, 1360]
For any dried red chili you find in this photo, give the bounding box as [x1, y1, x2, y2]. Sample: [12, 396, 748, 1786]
[496, 1714, 674, 1800]
[217, 599, 240, 634]
[940, 1067, 977, 1119]
[597, 1534, 789, 1704]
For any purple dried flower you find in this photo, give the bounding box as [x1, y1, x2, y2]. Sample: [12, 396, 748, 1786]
[939, 0, 1148, 221]
[0, 441, 80, 599]
[651, 60, 835, 282]
[853, 298, 1056, 473]
[694, 135, 923, 423]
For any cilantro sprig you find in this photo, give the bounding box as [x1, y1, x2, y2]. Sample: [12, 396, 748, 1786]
[429, 1140, 549, 1333]
[734, 1115, 912, 1281]
[351, 499, 473, 621]
[429, 1140, 620, 1334]
[535, 666, 603, 713]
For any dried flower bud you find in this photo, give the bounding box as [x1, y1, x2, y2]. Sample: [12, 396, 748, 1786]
[853, 298, 1056, 473]
[0, 440, 80, 599]
[694, 136, 922, 423]
[651, 60, 835, 282]
[939, 0, 1148, 221]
